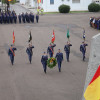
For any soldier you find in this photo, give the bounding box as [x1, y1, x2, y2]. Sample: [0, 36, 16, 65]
[8, 45, 17, 65]
[64, 41, 72, 62]
[9, 14, 13, 23]
[3, 14, 6, 24]
[80, 42, 88, 61]
[18, 13, 21, 23]
[41, 52, 48, 74]
[0, 14, 2, 24]
[31, 13, 34, 23]
[22, 13, 25, 23]
[55, 49, 63, 72]
[26, 44, 34, 64]
[14, 14, 17, 24]
[36, 14, 39, 23]
[6, 14, 10, 24]
[47, 43, 56, 58]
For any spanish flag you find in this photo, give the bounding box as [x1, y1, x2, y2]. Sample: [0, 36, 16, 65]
[37, 0, 41, 3]
[84, 65, 100, 100]
[13, 31, 15, 44]
[51, 30, 55, 43]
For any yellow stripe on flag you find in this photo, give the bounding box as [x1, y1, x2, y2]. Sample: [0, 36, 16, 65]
[84, 76, 100, 100]
[37, 0, 41, 3]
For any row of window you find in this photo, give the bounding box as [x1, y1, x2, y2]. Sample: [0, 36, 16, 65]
[48, 0, 80, 4]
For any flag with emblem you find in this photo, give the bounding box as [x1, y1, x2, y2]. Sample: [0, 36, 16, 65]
[67, 29, 70, 39]
[84, 65, 100, 100]
[13, 31, 15, 44]
[37, 0, 41, 3]
[28, 31, 32, 43]
[51, 30, 55, 43]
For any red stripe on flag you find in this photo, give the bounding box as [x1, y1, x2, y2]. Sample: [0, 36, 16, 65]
[89, 65, 100, 85]
[51, 30, 55, 43]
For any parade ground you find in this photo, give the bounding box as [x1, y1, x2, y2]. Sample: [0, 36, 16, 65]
[0, 4, 100, 100]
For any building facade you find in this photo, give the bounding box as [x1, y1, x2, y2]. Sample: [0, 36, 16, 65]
[20, 0, 100, 12]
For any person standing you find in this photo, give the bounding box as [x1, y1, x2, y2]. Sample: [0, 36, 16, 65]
[22, 13, 25, 23]
[41, 52, 48, 74]
[18, 13, 21, 23]
[14, 14, 17, 24]
[0, 14, 2, 24]
[36, 14, 39, 23]
[55, 49, 63, 72]
[80, 42, 88, 61]
[64, 41, 72, 62]
[47, 43, 56, 58]
[8, 45, 17, 65]
[26, 44, 34, 64]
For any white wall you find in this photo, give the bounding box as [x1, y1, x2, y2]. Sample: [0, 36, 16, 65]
[20, 0, 26, 4]
[42, 0, 92, 12]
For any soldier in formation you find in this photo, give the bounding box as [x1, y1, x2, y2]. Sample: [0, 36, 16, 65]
[26, 44, 34, 64]
[41, 52, 48, 73]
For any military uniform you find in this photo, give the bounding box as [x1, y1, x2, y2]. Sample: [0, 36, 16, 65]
[8, 45, 17, 65]
[55, 49, 63, 72]
[64, 42, 72, 62]
[80, 42, 88, 61]
[0, 14, 2, 24]
[14, 14, 17, 24]
[26, 45, 34, 64]
[18, 14, 21, 23]
[10, 14, 13, 23]
[47, 43, 56, 58]
[41, 52, 48, 73]
[36, 14, 39, 23]
[22, 13, 25, 23]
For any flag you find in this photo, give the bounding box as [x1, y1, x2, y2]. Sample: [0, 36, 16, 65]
[37, 0, 41, 3]
[67, 29, 70, 39]
[28, 31, 32, 43]
[13, 31, 15, 44]
[51, 30, 55, 43]
[84, 65, 100, 100]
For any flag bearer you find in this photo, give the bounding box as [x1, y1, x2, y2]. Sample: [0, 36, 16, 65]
[47, 43, 56, 58]
[8, 45, 17, 65]
[41, 52, 48, 74]
[80, 42, 88, 61]
[55, 49, 63, 72]
[64, 41, 72, 62]
[26, 44, 34, 64]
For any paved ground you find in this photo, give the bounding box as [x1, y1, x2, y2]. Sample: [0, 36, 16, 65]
[0, 4, 100, 100]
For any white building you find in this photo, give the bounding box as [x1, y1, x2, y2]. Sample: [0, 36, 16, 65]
[20, 0, 100, 12]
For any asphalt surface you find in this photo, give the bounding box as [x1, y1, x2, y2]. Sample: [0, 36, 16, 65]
[0, 4, 100, 100]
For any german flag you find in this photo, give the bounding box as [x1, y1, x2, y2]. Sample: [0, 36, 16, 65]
[37, 0, 41, 3]
[84, 65, 100, 100]
[13, 31, 15, 44]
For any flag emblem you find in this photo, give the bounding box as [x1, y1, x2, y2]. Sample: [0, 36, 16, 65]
[13, 31, 15, 44]
[51, 30, 55, 43]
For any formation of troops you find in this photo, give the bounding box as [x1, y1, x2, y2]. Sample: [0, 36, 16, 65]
[0, 10, 39, 24]
[8, 40, 88, 74]
[90, 17, 100, 30]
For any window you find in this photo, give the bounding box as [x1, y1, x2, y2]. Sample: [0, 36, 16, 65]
[72, 0, 80, 3]
[50, 0, 54, 4]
